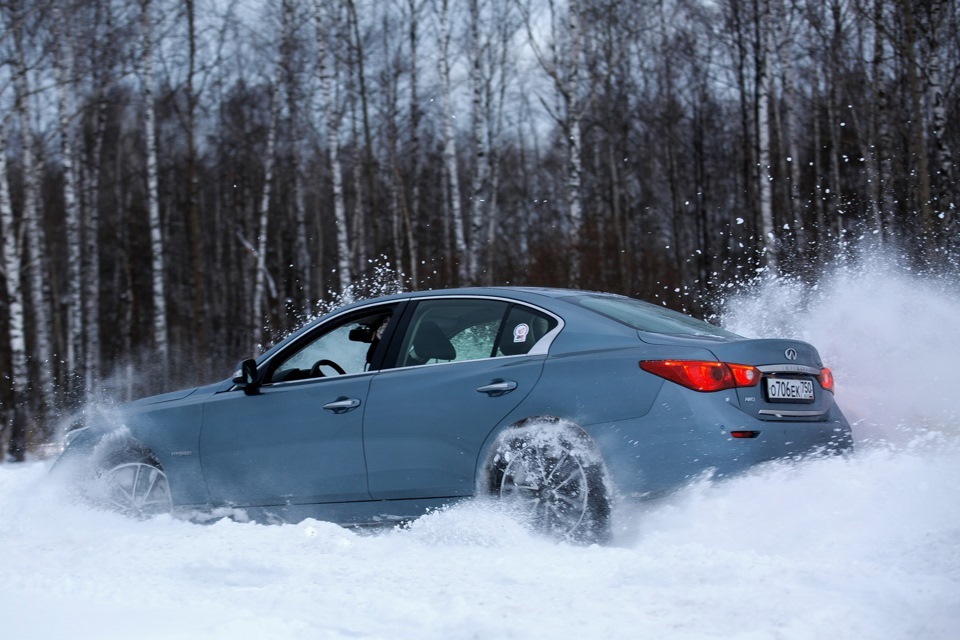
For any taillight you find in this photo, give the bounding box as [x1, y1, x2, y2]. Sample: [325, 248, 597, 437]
[818, 367, 835, 393]
[639, 360, 761, 392]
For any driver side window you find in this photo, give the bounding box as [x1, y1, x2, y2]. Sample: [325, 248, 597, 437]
[268, 307, 394, 383]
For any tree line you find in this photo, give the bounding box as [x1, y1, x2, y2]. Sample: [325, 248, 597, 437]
[1, 0, 957, 460]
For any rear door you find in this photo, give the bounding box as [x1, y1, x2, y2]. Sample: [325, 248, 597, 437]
[362, 297, 558, 499]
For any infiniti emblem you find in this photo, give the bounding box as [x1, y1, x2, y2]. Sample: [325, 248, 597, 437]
[784, 348, 798, 361]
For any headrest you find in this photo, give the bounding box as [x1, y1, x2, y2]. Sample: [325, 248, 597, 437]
[413, 320, 456, 361]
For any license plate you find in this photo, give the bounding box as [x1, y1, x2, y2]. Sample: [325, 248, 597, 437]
[765, 378, 814, 402]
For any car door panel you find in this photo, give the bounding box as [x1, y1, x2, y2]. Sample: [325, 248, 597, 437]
[363, 356, 546, 499]
[199, 375, 372, 507]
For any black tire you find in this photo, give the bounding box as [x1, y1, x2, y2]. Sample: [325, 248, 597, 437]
[489, 424, 611, 544]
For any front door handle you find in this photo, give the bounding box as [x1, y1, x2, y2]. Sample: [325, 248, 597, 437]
[322, 397, 361, 413]
[475, 380, 518, 397]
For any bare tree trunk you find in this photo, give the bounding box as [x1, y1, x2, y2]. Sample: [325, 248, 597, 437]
[84, 68, 110, 400]
[53, 3, 83, 401]
[468, 0, 490, 284]
[383, 11, 404, 277]
[485, 0, 513, 286]
[13, 17, 56, 427]
[315, 0, 352, 293]
[755, 0, 776, 268]
[140, 0, 168, 370]
[565, 0, 585, 288]
[439, 0, 468, 284]
[922, 0, 955, 241]
[346, 0, 377, 265]
[1, 115, 30, 461]
[773, 0, 804, 255]
[185, 0, 207, 364]
[406, 0, 422, 287]
[252, 67, 282, 349]
[900, 0, 934, 250]
[872, 0, 892, 241]
[281, 0, 310, 312]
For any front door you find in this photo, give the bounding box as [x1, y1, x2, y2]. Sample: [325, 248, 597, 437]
[199, 304, 397, 507]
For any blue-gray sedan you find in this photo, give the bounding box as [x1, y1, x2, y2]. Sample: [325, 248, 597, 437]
[57, 287, 852, 542]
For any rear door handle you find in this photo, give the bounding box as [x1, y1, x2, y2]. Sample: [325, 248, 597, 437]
[322, 397, 361, 413]
[475, 380, 518, 396]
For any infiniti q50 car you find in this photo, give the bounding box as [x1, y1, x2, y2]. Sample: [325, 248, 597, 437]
[57, 287, 852, 541]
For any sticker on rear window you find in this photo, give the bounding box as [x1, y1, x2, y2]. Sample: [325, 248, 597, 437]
[513, 323, 530, 343]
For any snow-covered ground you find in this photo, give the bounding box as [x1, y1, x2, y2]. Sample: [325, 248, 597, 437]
[2, 252, 959, 639]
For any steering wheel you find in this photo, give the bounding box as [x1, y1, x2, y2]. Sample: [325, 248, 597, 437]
[310, 359, 347, 377]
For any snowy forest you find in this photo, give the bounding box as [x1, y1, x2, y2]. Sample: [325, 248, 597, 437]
[0, 0, 958, 460]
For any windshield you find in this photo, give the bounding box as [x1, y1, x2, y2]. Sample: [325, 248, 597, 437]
[572, 295, 741, 338]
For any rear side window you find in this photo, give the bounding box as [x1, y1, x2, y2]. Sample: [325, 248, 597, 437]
[395, 299, 559, 367]
[497, 305, 558, 356]
[572, 295, 740, 338]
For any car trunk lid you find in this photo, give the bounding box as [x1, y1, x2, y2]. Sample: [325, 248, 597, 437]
[639, 332, 833, 421]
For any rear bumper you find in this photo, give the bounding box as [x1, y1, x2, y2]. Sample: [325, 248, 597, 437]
[583, 384, 852, 499]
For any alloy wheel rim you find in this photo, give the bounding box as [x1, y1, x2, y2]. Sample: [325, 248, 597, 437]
[102, 462, 173, 519]
[499, 447, 590, 536]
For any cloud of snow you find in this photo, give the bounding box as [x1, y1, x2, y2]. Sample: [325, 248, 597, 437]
[719, 247, 960, 445]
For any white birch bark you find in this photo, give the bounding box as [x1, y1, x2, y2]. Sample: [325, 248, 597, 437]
[485, 0, 512, 285]
[467, 0, 490, 284]
[756, 0, 776, 269]
[439, 0, 468, 284]
[252, 64, 282, 349]
[315, 0, 352, 293]
[772, 0, 803, 251]
[53, 3, 83, 395]
[13, 25, 56, 415]
[1, 115, 30, 459]
[517, 0, 584, 285]
[923, 0, 954, 231]
[565, 0, 584, 287]
[83, 2, 113, 399]
[140, 0, 168, 367]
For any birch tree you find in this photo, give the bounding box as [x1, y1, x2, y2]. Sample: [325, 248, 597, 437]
[755, 0, 776, 267]
[921, 0, 955, 240]
[315, 0, 352, 293]
[82, 0, 115, 398]
[12, 7, 56, 421]
[52, 2, 83, 399]
[0, 113, 29, 461]
[251, 65, 282, 349]
[519, 0, 587, 286]
[140, 0, 168, 369]
[438, 0, 469, 284]
[467, 0, 490, 283]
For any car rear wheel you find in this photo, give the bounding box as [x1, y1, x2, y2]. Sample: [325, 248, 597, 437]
[491, 425, 611, 543]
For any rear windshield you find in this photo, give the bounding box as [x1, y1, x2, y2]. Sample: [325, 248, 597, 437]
[572, 295, 741, 338]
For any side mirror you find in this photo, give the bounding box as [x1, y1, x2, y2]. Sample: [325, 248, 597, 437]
[232, 358, 261, 395]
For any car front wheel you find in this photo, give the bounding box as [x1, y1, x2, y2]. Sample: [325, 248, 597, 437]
[95, 454, 173, 519]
